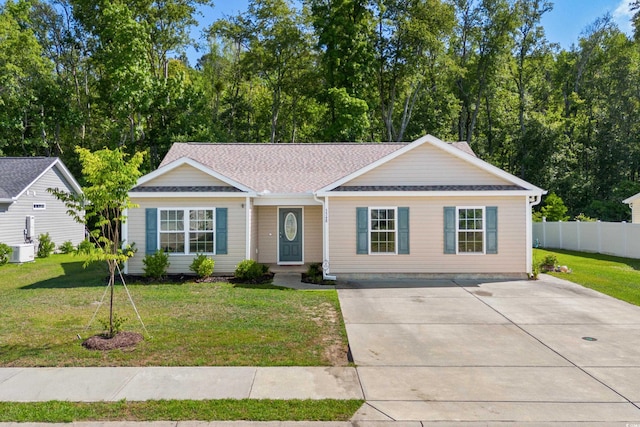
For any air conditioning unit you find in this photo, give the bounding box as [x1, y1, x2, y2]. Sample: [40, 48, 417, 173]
[10, 244, 35, 263]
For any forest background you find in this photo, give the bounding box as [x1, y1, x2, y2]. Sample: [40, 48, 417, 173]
[1, 0, 640, 220]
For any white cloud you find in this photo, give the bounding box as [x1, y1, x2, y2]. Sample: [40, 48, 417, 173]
[613, 0, 635, 34]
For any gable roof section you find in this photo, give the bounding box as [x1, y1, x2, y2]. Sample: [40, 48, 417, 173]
[133, 157, 255, 194]
[623, 192, 640, 205]
[317, 135, 545, 195]
[157, 143, 405, 193]
[0, 157, 82, 202]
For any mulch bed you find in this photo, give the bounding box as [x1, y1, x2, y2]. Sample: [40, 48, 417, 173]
[116, 273, 274, 285]
[82, 331, 143, 351]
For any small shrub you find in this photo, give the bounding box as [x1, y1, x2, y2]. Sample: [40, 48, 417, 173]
[76, 239, 95, 254]
[190, 253, 215, 278]
[143, 250, 170, 279]
[540, 254, 558, 271]
[59, 240, 75, 254]
[98, 313, 128, 338]
[306, 263, 323, 282]
[37, 233, 56, 258]
[0, 243, 13, 265]
[530, 261, 540, 280]
[234, 259, 269, 282]
[574, 212, 596, 222]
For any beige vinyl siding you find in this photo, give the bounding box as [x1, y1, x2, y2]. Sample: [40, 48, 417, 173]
[250, 201, 259, 260]
[348, 143, 510, 186]
[257, 206, 323, 264]
[328, 196, 527, 275]
[304, 206, 323, 263]
[0, 167, 84, 247]
[127, 197, 245, 274]
[632, 204, 640, 224]
[257, 206, 278, 263]
[144, 164, 231, 187]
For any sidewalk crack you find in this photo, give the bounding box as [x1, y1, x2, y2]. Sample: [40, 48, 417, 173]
[247, 367, 258, 398]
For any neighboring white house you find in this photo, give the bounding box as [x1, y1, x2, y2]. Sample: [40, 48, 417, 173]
[623, 192, 640, 223]
[125, 134, 545, 279]
[0, 157, 84, 252]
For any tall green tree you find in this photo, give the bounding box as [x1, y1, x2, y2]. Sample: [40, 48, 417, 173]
[0, 0, 54, 156]
[375, 0, 455, 141]
[307, 0, 377, 140]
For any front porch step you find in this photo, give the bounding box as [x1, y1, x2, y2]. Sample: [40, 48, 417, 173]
[272, 272, 303, 288]
[268, 264, 308, 273]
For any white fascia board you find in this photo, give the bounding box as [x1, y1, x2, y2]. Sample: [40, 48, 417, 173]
[135, 157, 254, 193]
[0, 198, 16, 203]
[253, 193, 321, 206]
[316, 190, 541, 198]
[53, 159, 84, 195]
[623, 192, 640, 204]
[129, 192, 254, 198]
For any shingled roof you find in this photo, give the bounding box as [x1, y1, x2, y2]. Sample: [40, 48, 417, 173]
[159, 143, 406, 193]
[0, 157, 58, 200]
[159, 142, 476, 193]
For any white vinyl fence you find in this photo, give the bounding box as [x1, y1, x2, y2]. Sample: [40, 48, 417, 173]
[533, 220, 640, 259]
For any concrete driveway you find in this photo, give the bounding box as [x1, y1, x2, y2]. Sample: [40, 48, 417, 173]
[338, 275, 640, 425]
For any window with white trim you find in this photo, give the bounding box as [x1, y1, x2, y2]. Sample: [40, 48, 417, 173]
[457, 207, 484, 253]
[33, 203, 46, 210]
[159, 208, 215, 254]
[370, 207, 397, 254]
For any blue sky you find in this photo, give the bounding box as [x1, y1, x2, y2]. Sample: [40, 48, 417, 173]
[187, 0, 636, 65]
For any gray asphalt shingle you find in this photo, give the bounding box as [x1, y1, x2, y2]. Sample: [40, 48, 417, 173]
[160, 143, 408, 193]
[0, 157, 57, 200]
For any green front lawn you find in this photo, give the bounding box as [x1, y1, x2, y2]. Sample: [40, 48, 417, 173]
[534, 248, 640, 306]
[0, 254, 348, 367]
[0, 399, 364, 422]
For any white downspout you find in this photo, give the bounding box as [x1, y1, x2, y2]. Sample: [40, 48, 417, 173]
[528, 194, 543, 276]
[245, 196, 251, 260]
[313, 193, 337, 280]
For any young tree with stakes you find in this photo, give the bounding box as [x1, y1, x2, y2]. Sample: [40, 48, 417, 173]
[51, 146, 145, 337]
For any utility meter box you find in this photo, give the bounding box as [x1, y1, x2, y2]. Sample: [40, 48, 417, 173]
[10, 244, 35, 263]
[25, 215, 35, 241]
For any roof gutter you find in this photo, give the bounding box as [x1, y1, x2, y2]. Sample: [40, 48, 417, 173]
[313, 193, 336, 281]
[0, 197, 16, 203]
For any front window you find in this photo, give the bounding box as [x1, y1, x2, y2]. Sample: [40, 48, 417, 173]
[370, 208, 396, 254]
[189, 209, 214, 253]
[160, 208, 215, 254]
[457, 207, 484, 253]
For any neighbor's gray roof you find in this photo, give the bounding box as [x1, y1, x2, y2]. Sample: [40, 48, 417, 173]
[0, 157, 58, 200]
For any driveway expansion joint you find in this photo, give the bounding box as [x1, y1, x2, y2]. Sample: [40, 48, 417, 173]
[453, 279, 640, 407]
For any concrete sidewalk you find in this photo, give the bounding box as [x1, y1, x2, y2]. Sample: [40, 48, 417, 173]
[0, 367, 361, 402]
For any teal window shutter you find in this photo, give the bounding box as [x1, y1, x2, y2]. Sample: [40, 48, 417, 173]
[444, 206, 456, 254]
[356, 207, 368, 254]
[216, 208, 228, 254]
[398, 207, 410, 254]
[145, 208, 158, 254]
[486, 206, 498, 254]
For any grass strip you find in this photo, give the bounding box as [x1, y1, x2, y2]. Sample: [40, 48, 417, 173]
[534, 248, 640, 306]
[0, 399, 364, 422]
